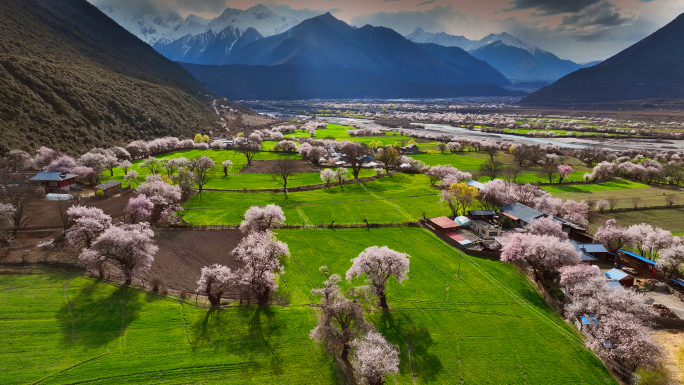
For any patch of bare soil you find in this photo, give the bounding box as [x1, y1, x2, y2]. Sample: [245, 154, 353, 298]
[149, 229, 243, 293]
[651, 329, 684, 384]
[240, 159, 318, 174]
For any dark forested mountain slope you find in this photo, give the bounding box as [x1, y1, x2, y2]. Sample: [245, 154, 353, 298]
[0, 0, 216, 153]
[522, 13, 684, 106]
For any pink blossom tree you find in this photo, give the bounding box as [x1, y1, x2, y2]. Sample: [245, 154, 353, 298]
[65, 205, 112, 247]
[656, 244, 684, 278]
[137, 175, 182, 218]
[559, 200, 589, 228]
[310, 270, 368, 361]
[119, 160, 133, 175]
[559, 264, 600, 288]
[125, 195, 154, 224]
[557, 164, 573, 183]
[0, 203, 16, 226]
[525, 216, 568, 240]
[231, 230, 290, 306]
[351, 330, 400, 385]
[79, 223, 157, 284]
[1, 150, 35, 172]
[335, 167, 348, 185]
[478, 179, 515, 210]
[594, 219, 632, 253]
[346, 246, 410, 309]
[239, 205, 286, 233]
[196, 264, 234, 307]
[587, 311, 662, 371]
[500, 233, 581, 281]
[34, 147, 58, 169]
[44, 155, 77, 173]
[274, 140, 298, 153]
[71, 166, 98, 187]
[234, 136, 262, 166]
[626, 223, 672, 259]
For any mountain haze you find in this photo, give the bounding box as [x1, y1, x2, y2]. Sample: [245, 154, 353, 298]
[523, 13, 684, 106]
[0, 0, 216, 153]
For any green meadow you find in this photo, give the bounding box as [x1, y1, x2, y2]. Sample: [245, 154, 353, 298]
[0, 227, 615, 384]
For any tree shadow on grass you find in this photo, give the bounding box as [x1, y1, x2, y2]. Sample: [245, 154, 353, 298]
[56, 281, 142, 349]
[189, 306, 285, 375]
[377, 309, 443, 383]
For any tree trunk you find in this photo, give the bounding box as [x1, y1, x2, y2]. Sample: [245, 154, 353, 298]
[379, 292, 388, 309]
[341, 341, 351, 361]
[257, 289, 270, 307]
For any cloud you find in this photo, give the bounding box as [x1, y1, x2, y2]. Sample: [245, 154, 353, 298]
[561, 1, 635, 28]
[416, 0, 437, 6]
[503, 0, 602, 15]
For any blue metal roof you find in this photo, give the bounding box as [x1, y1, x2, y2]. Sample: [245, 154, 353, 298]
[469, 210, 495, 216]
[466, 180, 485, 189]
[619, 250, 656, 265]
[671, 279, 684, 288]
[577, 243, 608, 253]
[605, 268, 631, 281]
[581, 253, 598, 262]
[499, 203, 545, 224]
[29, 172, 77, 182]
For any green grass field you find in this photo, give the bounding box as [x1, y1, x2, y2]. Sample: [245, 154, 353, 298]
[0, 227, 615, 384]
[590, 207, 684, 235]
[542, 179, 648, 193]
[184, 174, 443, 225]
[548, 180, 684, 209]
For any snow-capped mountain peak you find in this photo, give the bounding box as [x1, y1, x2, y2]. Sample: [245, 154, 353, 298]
[469, 33, 545, 55]
[404, 28, 474, 50]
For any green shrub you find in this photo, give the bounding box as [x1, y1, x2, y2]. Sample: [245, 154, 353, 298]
[95, 189, 104, 198]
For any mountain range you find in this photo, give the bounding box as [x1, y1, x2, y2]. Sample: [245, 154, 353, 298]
[522, 13, 684, 106]
[179, 13, 523, 99]
[0, 0, 216, 153]
[406, 29, 585, 82]
[98, 4, 300, 65]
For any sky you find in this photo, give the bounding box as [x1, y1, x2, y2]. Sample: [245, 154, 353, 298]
[90, 0, 684, 62]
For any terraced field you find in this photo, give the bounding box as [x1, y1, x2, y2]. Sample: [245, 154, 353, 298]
[0, 228, 615, 384]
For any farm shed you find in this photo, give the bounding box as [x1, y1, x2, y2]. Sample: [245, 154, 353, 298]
[499, 203, 545, 227]
[618, 250, 657, 275]
[569, 241, 610, 264]
[400, 144, 420, 154]
[29, 172, 77, 193]
[470, 219, 502, 240]
[428, 216, 460, 233]
[94, 180, 122, 197]
[604, 269, 635, 287]
[467, 210, 496, 221]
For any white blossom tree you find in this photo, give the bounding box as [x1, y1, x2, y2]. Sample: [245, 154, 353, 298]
[656, 244, 684, 278]
[320, 169, 336, 186]
[310, 270, 368, 361]
[65, 205, 112, 247]
[594, 219, 633, 254]
[232, 230, 290, 306]
[79, 223, 157, 284]
[525, 216, 568, 240]
[500, 234, 581, 281]
[351, 330, 400, 385]
[346, 246, 410, 309]
[197, 264, 234, 307]
[189, 156, 215, 192]
[239, 205, 286, 233]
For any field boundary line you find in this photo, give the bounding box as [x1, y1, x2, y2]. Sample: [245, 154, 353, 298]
[356, 181, 415, 222]
[294, 206, 309, 225]
[185, 193, 438, 210]
[32, 352, 110, 385]
[178, 302, 191, 344]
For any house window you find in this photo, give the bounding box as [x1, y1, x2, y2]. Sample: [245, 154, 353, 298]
[49, 182, 57, 187]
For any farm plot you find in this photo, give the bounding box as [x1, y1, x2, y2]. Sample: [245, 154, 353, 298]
[0, 228, 615, 384]
[183, 174, 440, 225]
[589, 208, 684, 235]
[548, 180, 684, 209]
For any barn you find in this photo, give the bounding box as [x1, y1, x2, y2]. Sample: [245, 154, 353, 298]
[29, 172, 77, 193]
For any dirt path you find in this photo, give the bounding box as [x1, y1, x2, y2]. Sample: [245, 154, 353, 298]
[651, 329, 684, 384]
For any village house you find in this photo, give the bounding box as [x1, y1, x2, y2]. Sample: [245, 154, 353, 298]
[570, 241, 617, 264]
[400, 144, 420, 154]
[93, 180, 122, 197]
[465, 180, 485, 190]
[28, 172, 77, 193]
[604, 268, 635, 288]
[498, 202, 586, 238]
[618, 250, 657, 276]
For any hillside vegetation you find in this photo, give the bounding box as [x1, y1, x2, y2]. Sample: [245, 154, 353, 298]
[0, 0, 216, 154]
